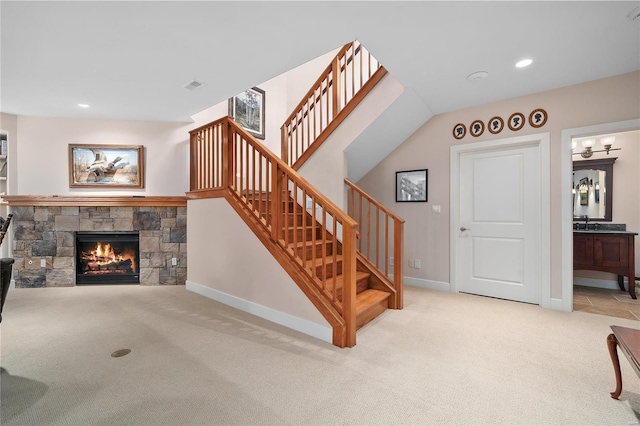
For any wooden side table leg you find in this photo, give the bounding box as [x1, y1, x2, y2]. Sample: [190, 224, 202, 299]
[607, 333, 623, 399]
[617, 275, 625, 291]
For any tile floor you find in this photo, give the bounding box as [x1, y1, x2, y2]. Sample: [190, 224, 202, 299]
[573, 285, 640, 321]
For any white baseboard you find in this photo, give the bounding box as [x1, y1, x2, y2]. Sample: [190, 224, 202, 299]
[550, 297, 569, 312]
[390, 274, 450, 292]
[185, 280, 332, 344]
[573, 276, 623, 290]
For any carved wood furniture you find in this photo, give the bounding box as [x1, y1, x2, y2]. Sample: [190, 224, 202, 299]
[573, 231, 637, 299]
[607, 325, 640, 399]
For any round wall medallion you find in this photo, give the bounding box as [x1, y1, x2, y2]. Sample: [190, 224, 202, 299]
[470, 120, 485, 137]
[488, 116, 504, 134]
[453, 123, 466, 139]
[508, 112, 525, 131]
[529, 108, 548, 128]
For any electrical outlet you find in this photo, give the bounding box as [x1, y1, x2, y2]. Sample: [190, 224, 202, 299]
[414, 259, 421, 269]
[389, 257, 394, 266]
[40, 258, 46, 268]
[171, 257, 177, 266]
[432, 205, 441, 214]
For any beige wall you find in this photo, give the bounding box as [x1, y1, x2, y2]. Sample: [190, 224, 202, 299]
[16, 116, 190, 196]
[186, 198, 331, 341]
[0, 113, 18, 258]
[357, 71, 640, 301]
[297, 73, 404, 210]
[0, 113, 18, 195]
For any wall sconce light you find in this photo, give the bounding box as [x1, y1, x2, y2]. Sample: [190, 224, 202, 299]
[572, 136, 621, 158]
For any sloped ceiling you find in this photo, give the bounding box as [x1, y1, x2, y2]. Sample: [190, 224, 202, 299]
[1, 1, 639, 123]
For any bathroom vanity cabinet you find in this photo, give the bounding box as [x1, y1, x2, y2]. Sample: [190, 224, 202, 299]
[573, 231, 637, 299]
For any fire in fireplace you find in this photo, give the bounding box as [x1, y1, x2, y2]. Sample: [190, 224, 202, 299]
[75, 231, 140, 285]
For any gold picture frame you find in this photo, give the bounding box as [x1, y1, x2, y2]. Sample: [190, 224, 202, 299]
[69, 144, 145, 188]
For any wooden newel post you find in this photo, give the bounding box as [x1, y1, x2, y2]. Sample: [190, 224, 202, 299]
[394, 219, 404, 309]
[189, 132, 197, 191]
[342, 222, 357, 347]
[222, 119, 231, 189]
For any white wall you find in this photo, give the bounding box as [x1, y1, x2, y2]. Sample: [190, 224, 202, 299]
[186, 197, 331, 342]
[357, 71, 640, 303]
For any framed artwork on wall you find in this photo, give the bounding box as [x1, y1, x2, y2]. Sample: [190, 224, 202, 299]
[228, 86, 266, 140]
[69, 144, 145, 188]
[396, 169, 428, 202]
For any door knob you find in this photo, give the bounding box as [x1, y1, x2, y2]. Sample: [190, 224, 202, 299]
[460, 227, 471, 232]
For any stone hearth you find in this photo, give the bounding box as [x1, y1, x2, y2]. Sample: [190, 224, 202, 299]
[10, 205, 186, 287]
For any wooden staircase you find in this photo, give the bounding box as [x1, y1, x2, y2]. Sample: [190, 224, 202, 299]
[253, 192, 394, 331]
[187, 40, 403, 347]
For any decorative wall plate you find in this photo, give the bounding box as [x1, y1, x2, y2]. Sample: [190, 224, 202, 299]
[529, 108, 548, 128]
[470, 120, 485, 137]
[508, 112, 525, 131]
[453, 123, 466, 139]
[488, 116, 504, 134]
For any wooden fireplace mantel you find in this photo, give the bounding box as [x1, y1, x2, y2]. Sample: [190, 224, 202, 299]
[3, 195, 187, 207]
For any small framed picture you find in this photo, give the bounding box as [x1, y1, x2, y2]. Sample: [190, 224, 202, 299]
[529, 108, 548, 128]
[508, 112, 525, 131]
[228, 87, 266, 140]
[488, 116, 504, 134]
[453, 123, 466, 140]
[470, 120, 485, 137]
[396, 169, 428, 202]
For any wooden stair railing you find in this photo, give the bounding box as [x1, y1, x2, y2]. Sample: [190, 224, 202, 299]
[189, 116, 364, 347]
[281, 41, 388, 170]
[346, 179, 404, 308]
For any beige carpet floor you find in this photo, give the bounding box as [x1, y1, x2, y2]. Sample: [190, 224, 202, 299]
[1, 285, 639, 425]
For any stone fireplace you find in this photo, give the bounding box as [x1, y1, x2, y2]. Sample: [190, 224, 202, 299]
[7, 196, 187, 288]
[75, 231, 140, 285]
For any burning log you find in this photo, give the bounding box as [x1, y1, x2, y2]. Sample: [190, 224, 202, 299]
[81, 258, 133, 273]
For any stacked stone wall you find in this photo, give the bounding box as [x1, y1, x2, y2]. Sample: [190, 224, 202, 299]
[10, 206, 187, 287]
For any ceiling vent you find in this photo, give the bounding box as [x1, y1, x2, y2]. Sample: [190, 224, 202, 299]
[627, 6, 640, 21]
[183, 79, 205, 91]
[467, 71, 489, 81]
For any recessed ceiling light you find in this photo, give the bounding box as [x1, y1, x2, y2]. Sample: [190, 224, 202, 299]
[467, 71, 489, 81]
[515, 59, 533, 68]
[78, 103, 90, 108]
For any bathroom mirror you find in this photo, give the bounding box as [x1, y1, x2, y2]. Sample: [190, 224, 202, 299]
[572, 157, 616, 222]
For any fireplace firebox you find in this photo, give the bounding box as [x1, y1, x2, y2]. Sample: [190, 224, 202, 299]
[75, 231, 140, 285]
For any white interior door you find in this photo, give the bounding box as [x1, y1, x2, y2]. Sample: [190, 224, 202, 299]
[458, 144, 541, 304]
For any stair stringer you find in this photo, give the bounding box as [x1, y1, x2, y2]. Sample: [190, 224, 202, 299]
[186, 194, 347, 346]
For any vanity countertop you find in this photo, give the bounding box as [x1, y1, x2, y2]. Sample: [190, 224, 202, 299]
[573, 230, 638, 235]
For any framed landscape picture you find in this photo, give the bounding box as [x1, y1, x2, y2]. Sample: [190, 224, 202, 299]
[228, 86, 266, 139]
[396, 169, 428, 202]
[69, 144, 145, 188]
